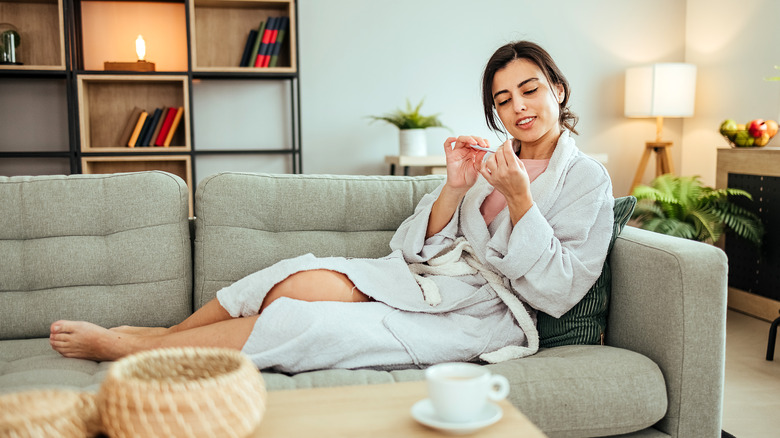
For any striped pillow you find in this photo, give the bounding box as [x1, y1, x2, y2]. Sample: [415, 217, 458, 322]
[537, 196, 637, 347]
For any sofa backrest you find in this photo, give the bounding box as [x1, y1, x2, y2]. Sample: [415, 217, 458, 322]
[193, 172, 445, 309]
[0, 172, 192, 340]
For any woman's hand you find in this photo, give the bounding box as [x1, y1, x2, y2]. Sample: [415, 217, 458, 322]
[442, 135, 489, 191]
[479, 140, 534, 224]
[426, 135, 488, 238]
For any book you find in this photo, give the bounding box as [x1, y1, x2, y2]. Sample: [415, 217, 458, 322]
[140, 107, 163, 147]
[163, 107, 184, 147]
[134, 112, 154, 147]
[127, 111, 148, 147]
[149, 106, 168, 147]
[268, 16, 289, 68]
[248, 21, 266, 68]
[154, 107, 178, 147]
[239, 29, 258, 67]
[254, 16, 277, 67]
[261, 16, 282, 68]
[118, 106, 143, 146]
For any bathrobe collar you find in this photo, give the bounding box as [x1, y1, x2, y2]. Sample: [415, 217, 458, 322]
[459, 130, 579, 265]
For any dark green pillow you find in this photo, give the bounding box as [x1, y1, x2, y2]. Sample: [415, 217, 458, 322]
[537, 196, 637, 347]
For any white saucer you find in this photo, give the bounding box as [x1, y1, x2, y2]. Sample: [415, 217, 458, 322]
[410, 399, 503, 435]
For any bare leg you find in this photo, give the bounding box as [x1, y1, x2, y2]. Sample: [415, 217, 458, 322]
[110, 297, 234, 336]
[50, 315, 258, 362]
[260, 269, 371, 311]
[110, 326, 168, 336]
[50, 269, 371, 361]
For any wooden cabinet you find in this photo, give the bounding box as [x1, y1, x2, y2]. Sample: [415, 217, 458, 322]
[716, 147, 780, 322]
[0, 0, 301, 215]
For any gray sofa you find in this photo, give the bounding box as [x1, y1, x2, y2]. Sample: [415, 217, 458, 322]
[0, 171, 728, 438]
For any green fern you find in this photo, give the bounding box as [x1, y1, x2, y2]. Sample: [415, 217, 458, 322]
[368, 99, 448, 130]
[631, 174, 764, 246]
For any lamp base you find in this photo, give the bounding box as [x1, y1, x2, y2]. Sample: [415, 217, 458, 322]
[104, 60, 155, 72]
[630, 141, 674, 193]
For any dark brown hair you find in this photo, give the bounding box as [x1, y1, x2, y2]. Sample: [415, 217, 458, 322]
[481, 41, 578, 136]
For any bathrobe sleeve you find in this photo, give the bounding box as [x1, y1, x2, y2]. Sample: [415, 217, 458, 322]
[389, 182, 462, 263]
[485, 158, 614, 318]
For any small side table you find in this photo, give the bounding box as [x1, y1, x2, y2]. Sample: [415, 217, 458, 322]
[767, 309, 780, 361]
[385, 155, 446, 176]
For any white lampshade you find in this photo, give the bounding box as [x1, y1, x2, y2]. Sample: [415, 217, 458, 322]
[624, 63, 697, 118]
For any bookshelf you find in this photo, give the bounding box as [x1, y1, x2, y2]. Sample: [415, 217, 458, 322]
[190, 0, 296, 73]
[0, 0, 301, 214]
[0, 0, 66, 70]
[77, 75, 190, 151]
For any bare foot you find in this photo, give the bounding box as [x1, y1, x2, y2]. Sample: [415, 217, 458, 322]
[50, 320, 139, 362]
[110, 325, 169, 336]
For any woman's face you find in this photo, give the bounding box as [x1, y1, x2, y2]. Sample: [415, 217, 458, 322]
[491, 58, 564, 149]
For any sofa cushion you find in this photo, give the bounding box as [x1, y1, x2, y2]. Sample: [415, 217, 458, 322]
[0, 338, 111, 394]
[537, 196, 637, 347]
[1, 342, 666, 437]
[260, 345, 666, 438]
[193, 173, 445, 309]
[0, 172, 192, 340]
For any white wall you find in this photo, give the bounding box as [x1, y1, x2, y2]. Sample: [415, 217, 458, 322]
[682, 0, 780, 187]
[298, 0, 688, 196]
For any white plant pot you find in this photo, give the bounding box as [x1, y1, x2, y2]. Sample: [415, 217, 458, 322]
[399, 129, 427, 156]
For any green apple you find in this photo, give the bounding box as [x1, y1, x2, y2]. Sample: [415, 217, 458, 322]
[720, 119, 738, 139]
[734, 130, 755, 147]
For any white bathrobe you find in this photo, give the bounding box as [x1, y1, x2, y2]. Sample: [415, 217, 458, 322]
[217, 131, 614, 373]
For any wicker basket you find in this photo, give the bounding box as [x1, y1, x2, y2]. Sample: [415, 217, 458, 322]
[98, 347, 266, 438]
[0, 389, 100, 438]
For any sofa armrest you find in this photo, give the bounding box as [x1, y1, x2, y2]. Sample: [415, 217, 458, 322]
[608, 226, 728, 438]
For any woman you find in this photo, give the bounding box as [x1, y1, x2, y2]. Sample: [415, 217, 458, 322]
[50, 41, 613, 372]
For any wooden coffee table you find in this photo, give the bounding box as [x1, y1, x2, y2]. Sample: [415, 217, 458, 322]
[253, 381, 547, 437]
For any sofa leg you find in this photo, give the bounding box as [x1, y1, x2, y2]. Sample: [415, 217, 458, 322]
[767, 314, 780, 361]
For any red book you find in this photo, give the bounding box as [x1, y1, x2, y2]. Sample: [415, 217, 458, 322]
[154, 107, 177, 147]
[162, 107, 184, 147]
[254, 16, 277, 67]
[262, 26, 279, 67]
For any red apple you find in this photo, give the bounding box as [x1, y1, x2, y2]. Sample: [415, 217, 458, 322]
[747, 119, 767, 138]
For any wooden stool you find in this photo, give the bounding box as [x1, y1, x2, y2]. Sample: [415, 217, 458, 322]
[630, 142, 674, 193]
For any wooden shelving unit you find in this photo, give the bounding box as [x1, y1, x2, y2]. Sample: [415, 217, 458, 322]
[82, 154, 193, 215]
[0, 0, 301, 213]
[190, 0, 296, 73]
[0, 0, 66, 70]
[77, 75, 190, 151]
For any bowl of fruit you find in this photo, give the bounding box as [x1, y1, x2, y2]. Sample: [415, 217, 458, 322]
[720, 118, 778, 147]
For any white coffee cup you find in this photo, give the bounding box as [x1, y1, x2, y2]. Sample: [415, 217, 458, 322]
[425, 362, 510, 423]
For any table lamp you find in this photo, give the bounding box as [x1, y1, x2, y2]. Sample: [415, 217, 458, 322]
[104, 34, 156, 72]
[625, 63, 696, 193]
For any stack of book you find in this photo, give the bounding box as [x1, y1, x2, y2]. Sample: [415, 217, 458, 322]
[239, 16, 289, 68]
[118, 106, 184, 148]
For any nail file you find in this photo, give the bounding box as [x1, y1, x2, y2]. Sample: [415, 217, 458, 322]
[469, 144, 498, 154]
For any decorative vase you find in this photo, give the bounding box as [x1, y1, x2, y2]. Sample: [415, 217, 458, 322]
[0, 23, 21, 65]
[399, 129, 427, 156]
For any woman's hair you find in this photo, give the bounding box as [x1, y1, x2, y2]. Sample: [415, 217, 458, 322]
[481, 41, 578, 136]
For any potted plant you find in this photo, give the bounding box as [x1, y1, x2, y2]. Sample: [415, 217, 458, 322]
[631, 174, 764, 246]
[369, 99, 447, 156]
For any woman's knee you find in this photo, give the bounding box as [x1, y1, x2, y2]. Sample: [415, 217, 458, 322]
[261, 269, 369, 311]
